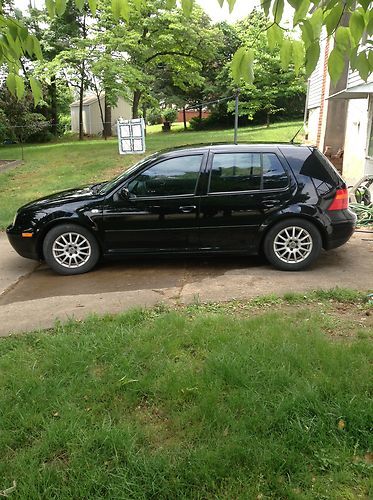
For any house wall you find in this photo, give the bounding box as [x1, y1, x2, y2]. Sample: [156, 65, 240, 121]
[111, 99, 132, 134]
[343, 97, 372, 184]
[71, 97, 132, 135]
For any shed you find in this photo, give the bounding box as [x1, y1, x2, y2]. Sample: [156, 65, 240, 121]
[70, 94, 132, 136]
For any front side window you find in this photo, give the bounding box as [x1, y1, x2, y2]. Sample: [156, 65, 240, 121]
[209, 153, 288, 193]
[127, 155, 202, 197]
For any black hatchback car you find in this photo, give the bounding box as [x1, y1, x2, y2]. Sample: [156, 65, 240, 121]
[7, 144, 356, 275]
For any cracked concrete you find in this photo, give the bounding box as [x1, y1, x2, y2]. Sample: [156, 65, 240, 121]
[0, 231, 372, 337]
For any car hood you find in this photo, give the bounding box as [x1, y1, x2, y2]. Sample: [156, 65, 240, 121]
[20, 185, 100, 212]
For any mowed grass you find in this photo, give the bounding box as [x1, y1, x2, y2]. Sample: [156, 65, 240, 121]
[0, 120, 303, 229]
[0, 293, 372, 499]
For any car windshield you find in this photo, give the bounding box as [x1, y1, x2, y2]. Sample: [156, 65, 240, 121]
[98, 154, 158, 195]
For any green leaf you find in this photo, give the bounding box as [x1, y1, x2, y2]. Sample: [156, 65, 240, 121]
[55, 0, 67, 16]
[300, 20, 314, 49]
[15, 74, 25, 99]
[335, 26, 351, 53]
[166, 0, 177, 8]
[29, 76, 43, 106]
[227, 0, 235, 13]
[305, 42, 320, 77]
[75, 0, 85, 12]
[328, 47, 345, 84]
[367, 11, 373, 36]
[292, 40, 305, 75]
[112, 0, 121, 20]
[6, 72, 16, 96]
[260, 0, 271, 17]
[356, 52, 370, 81]
[349, 11, 366, 46]
[231, 47, 254, 85]
[31, 35, 42, 59]
[308, 8, 323, 41]
[120, 0, 130, 20]
[45, 0, 55, 17]
[293, 0, 310, 26]
[280, 38, 292, 70]
[181, 0, 194, 16]
[272, 0, 284, 24]
[324, 4, 344, 36]
[267, 23, 283, 50]
[88, 0, 97, 16]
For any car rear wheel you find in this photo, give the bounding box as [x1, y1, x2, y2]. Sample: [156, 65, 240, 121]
[43, 224, 100, 275]
[263, 218, 322, 271]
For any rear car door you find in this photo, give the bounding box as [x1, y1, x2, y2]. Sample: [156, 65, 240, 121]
[198, 149, 293, 252]
[102, 153, 206, 254]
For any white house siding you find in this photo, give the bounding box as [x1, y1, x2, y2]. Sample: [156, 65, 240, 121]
[343, 96, 372, 184]
[306, 33, 330, 149]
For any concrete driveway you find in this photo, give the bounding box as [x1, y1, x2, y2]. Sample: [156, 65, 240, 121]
[0, 231, 372, 337]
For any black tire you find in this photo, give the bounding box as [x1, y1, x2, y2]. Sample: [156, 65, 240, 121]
[43, 224, 100, 275]
[263, 218, 322, 271]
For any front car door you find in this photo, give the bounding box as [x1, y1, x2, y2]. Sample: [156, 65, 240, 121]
[102, 153, 206, 254]
[198, 148, 293, 252]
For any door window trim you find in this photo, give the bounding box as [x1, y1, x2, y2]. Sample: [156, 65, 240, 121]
[206, 151, 290, 195]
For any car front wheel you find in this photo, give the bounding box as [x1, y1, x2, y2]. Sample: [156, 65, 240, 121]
[43, 224, 100, 275]
[263, 218, 322, 271]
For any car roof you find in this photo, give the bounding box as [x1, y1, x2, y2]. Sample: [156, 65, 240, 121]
[157, 143, 313, 157]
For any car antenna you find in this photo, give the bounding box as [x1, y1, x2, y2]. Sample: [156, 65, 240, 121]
[290, 124, 304, 144]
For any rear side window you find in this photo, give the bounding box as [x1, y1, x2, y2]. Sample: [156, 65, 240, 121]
[263, 154, 289, 189]
[209, 153, 288, 193]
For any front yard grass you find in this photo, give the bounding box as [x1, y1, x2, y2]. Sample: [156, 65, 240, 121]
[0, 290, 372, 499]
[0, 120, 303, 230]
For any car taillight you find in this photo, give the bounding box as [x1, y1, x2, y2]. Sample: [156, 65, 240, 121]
[327, 188, 349, 211]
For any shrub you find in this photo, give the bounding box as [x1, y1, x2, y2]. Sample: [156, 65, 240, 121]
[148, 108, 163, 126]
[162, 108, 178, 124]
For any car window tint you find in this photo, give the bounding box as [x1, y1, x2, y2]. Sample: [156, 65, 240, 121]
[263, 154, 288, 189]
[127, 155, 202, 197]
[209, 153, 262, 192]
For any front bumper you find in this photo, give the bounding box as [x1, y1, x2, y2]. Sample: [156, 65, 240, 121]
[324, 209, 357, 250]
[6, 225, 40, 260]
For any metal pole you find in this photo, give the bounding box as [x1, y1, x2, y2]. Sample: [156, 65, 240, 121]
[234, 89, 239, 144]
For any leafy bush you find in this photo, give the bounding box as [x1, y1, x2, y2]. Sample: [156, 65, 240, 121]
[57, 114, 71, 136]
[189, 116, 209, 130]
[148, 108, 163, 125]
[162, 108, 178, 124]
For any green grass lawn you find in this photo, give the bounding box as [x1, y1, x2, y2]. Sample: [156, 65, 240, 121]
[0, 291, 372, 499]
[0, 120, 303, 230]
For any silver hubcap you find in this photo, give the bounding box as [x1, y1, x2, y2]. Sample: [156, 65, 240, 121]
[273, 226, 313, 264]
[52, 232, 91, 269]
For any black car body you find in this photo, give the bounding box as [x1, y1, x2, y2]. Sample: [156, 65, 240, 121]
[7, 144, 356, 275]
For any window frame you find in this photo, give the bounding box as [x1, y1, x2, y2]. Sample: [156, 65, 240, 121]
[206, 151, 290, 195]
[112, 153, 207, 200]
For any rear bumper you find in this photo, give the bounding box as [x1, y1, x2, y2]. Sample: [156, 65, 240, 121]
[6, 226, 40, 260]
[324, 209, 357, 250]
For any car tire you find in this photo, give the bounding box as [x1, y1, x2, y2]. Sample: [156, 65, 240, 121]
[43, 224, 100, 275]
[263, 218, 322, 271]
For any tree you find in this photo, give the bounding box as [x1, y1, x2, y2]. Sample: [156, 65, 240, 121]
[90, 0, 219, 121]
[1, 1, 371, 102]
[230, 11, 306, 126]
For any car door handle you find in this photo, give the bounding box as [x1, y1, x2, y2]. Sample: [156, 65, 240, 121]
[179, 205, 197, 213]
[262, 201, 280, 209]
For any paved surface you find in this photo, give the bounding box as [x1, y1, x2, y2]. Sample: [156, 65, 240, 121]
[0, 231, 372, 337]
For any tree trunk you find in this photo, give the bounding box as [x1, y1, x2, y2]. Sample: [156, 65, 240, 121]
[266, 112, 270, 128]
[132, 90, 141, 119]
[104, 96, 112, 139]
[199, 106, 202, 120]
[50, 76, 58, 136]
[183, 107, 187, 130]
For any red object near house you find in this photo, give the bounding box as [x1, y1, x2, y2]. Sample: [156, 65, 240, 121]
[177, 109, 211, 122]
